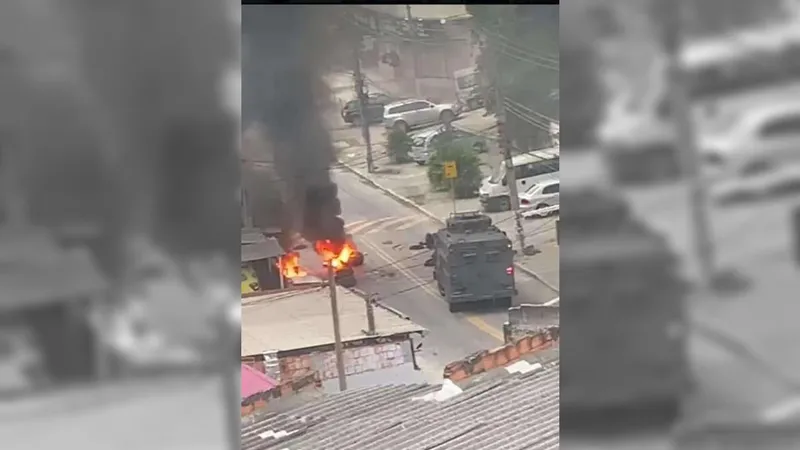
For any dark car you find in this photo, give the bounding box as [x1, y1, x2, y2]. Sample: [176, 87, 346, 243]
[341, 93, 393, 126]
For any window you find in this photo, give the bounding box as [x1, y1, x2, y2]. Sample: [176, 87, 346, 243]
[542, 183, 559, 194]
[759, 115, 800, 138]
[514, 157, 559, 179]
[406, 101, 431, 112]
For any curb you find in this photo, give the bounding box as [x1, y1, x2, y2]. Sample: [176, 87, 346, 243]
[336, 160, 560, 294]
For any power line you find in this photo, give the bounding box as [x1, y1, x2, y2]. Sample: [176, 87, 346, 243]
[502, 102, 551, 132]
[503, 97, 558, 125]
[479, 28, 558, 71]
[343, 17, 467, 47]
[479, 26, 559, 65]
[373, 278, 437, 301]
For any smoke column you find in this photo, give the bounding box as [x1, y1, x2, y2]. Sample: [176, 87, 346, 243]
[242, 5, 346, 248]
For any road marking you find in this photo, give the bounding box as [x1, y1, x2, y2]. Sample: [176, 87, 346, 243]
[761, 396, 800, 423]
[362, 235, 505, 343]
[366, 216, 414, 234]
[464, 316, 506, 342]
[395, 216, 429, 231]
[347, 216, 397, 234]
[344, 219, 368, 233]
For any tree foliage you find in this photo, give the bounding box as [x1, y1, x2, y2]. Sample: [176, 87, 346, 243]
[468, 5, 559, 150]
[427, 137, 482, 199]
[386, 129, 413, 163]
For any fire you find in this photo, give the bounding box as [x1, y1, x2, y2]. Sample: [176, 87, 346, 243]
[277, 252, 307, 278]
[315, 239, 357, 271]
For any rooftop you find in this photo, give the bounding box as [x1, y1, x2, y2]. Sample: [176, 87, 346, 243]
[242, 363, 278, 399]
[242, 360, 559, 450]
[241, 284, 426, 357]
[241, 238, 284, 262]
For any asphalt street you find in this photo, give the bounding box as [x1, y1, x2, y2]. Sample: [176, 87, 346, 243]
[331, 167, 555, 372]
[622, 181, 800, 423]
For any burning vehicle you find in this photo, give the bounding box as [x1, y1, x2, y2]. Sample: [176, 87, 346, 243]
[315, 238, 361, 288]
[267, 236, 363, 289]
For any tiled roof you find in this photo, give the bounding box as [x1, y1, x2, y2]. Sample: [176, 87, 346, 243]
[241, 361, 560, 450]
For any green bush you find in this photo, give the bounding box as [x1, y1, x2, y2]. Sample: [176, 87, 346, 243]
[427, 135, 483, 199]
[386, 129, 413, 163]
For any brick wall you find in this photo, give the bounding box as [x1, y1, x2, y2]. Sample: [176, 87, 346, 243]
[241, 371, 322, 417]
[444, 327, 559, 382]
[279, 341, 409, 383]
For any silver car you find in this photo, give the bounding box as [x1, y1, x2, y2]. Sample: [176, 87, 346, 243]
[383, 99, 461, 134]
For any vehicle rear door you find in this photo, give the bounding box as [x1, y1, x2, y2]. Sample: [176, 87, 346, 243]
[405, 101, 436, 126]
[541, 182, 560, 206]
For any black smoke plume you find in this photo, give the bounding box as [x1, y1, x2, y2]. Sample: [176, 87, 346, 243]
[242, 5, 346, 248]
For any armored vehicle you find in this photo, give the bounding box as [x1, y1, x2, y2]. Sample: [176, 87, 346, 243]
[431, 212, 516, 312]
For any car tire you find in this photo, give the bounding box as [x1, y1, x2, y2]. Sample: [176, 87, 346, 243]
[440, 110, 455, 125]
[467, 99, 480, 111]
[536, 203, 548, 210]
[416, 161, 426, 166]
[394, 121, 409, 133]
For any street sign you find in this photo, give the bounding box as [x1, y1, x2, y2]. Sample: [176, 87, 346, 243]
[443, 161, 458, 179]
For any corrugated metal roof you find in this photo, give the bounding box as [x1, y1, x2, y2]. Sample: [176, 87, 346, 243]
[241, 285, 426, 356]
[241, 239, 283, 262]
[241, 362, 560, 450]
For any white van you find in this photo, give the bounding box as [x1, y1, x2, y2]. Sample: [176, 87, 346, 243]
[478, 148, 559, 212]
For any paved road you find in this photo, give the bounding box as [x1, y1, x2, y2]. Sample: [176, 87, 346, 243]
[621, 181, 800, 422]
[332, 167, 555, 372]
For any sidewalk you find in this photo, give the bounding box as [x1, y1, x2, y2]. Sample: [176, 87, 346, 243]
[324, 70, 559, 291]
[330, 127, 559, 291]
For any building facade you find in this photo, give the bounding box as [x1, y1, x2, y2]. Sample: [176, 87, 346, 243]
[353, 5, 478, 103]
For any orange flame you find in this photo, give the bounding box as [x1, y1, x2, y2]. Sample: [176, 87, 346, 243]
[277, 252, 307, 278]
[315, 239, 357, 271]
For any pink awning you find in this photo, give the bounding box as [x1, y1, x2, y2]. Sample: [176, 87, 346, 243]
[241, 364, 278, 399]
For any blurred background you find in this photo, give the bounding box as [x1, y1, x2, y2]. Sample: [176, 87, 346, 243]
[0, 1, 240, 449]
[561, 0, 800, 447]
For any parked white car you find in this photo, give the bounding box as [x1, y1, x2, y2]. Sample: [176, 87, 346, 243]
[700, 102, 800, 176]
[409, 126, 488, 165]
[383, 99, 461, 133]
[518, 178, 559, 213]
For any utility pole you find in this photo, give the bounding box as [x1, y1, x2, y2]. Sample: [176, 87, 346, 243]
[353, 44, 374, 173]
[327, 264, 347, 391]
[658, 0, 716, 286]
[241, 186, 253, 228]
[405, 5, 420, 98]
[491, 47, 528, 254]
